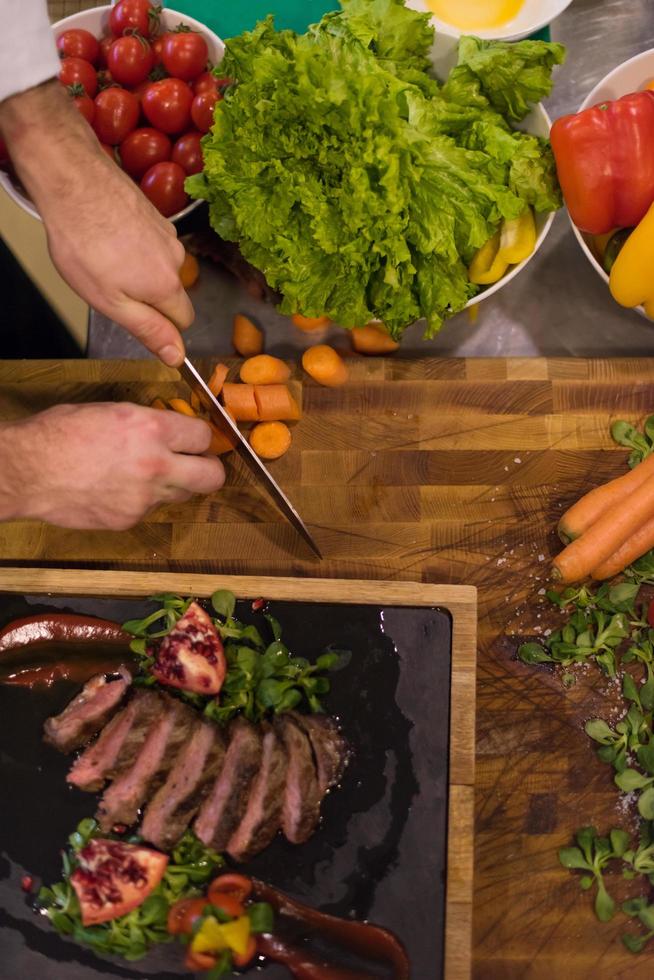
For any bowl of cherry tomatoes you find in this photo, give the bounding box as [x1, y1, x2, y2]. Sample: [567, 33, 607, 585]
[0, 0, 224, 222]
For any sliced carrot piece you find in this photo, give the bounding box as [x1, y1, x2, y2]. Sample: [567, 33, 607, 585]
[190, 390, 202, 414]
[292, 314, 330, 331]
[168, 398, 197, 417]
[553, 472, 654, 583]
[208, 421, 236, 456]
[254, 384, 300, 421]
[351, 322, 400, 354]
[249, 421, 292, 460]
[558, 453, 654, 543]
[179, 250, 199, 289]
[151, 398, 167, 411]
[301, 345, 349, 387]
[222, 382, 259, 422]
[240, 355, 291, 386]
[232, 314, 263, 357]
[207, 363, 229, 398]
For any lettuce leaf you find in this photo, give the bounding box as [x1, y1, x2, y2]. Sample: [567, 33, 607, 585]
[189, 0, 564, 337]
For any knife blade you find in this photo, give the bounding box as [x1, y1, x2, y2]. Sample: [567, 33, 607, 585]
[178, 358, 322, 559]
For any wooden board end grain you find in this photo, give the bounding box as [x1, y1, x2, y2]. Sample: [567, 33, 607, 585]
[0, 568, 476, 980]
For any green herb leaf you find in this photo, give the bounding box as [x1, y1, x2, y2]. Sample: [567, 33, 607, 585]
[211, 590, 236, 620]
[518, 642, 553, 665]
[248, 901, 274, 934]
[639, 787, 654, 820]
[615, 769, 652, 792]
[559, 846, 592, 871]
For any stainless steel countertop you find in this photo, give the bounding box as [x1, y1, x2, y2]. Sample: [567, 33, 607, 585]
[88, 0, 654, 359]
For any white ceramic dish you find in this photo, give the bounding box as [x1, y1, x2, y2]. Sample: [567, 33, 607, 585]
[0, 5, 224, 224]
[569, 48, 654, 320]
[406, 0, 573, 43]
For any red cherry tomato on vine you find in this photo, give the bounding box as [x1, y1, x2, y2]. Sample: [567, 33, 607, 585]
[97, 35, 116, 69]
[151, 34, 168, 65]
[120, 127, 171, 178]
[57, 29, 99, 65]
[67, 84, 95, 124]
[192, 70, 217, 95]
[142, 78, 193, 134]
[140, 161, 188, 216]
[59, 57, 97, 98]
[208, 873, 252, 904]
[171, 130, 203, 175]
[162, 30, 208, 82]
[109, 0, 159, 38]
[166, 897, 207, 936]
[96, 69, 117, 91]
[93, 87, 139, 144]
[108, 35, 154, 86]
[190, 90, 217, 133]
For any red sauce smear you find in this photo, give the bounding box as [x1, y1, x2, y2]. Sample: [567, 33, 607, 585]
[0, 614, 132, 688]
[252, 880, 410, 980]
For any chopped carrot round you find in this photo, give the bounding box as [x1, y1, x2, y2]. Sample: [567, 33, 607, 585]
[179, 251, 199, 289]
[232, 314, 263, 357]
[254, 384, 300, 421]
[292, 314, 330, 331]
[351, 322, 400, 354]
[151, 398, 167, 411]
[222, 382, 259, 421]
[168, 398, 197, 417]
[208, 422, 236, 456]
[302, 345, 349, 387]
[189, 390, 202, 414]
[208, 363, 229, 398]
[250, 421, 292, 460]
[240, 355, 291, 386]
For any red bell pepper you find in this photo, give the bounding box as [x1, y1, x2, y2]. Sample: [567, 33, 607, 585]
[550, 90, 654, 235]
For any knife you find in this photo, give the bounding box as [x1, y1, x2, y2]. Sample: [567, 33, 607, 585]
[178, 358, 322, 559]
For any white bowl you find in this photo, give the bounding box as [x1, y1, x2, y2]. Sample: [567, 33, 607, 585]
[0, 5, 224, 224]
[406, 0, 573, 43]
[569, 48, 654, 320]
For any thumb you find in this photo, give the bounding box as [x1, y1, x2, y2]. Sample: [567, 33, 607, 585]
[111, 300, 186, 366]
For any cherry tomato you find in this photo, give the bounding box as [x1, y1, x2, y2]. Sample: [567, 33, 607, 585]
[207, 892, 245, 919]
[151, 34, 168, 65]
[96, 69, 117, 91]
[93, 87, 139, 144]
[192, 70, 217, 95]
[167, 897, 207, 935]
[67, 83, 95, 124]
[140, 161, 188, 216]
[57, 28, 100, 65]
[131, 78, 152, 109]
[142, 78, 193, 134]
[109, 0, 159, 39]
[208, 874, 253, 904]
[97, 35, 116, 69]
[120, 126, 171, 178]
[184, 948, 217, 972]
[59, 57, 97, 98]
[171, 130, 203, 175]
[108, 35, 154, 86]
[162, 29, 208, 82]
[190, 90, 217, 134]
[232, 935, 257, 969]
[99, 142, 116, 161]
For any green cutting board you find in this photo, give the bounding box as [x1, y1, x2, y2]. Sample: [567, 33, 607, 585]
[171, 1, 336, 37]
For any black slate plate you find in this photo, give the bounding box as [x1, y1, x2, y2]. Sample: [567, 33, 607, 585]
[0, 593, 453, 980]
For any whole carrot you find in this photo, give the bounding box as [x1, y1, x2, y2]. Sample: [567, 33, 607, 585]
[553, 471, 654, 583]
[592, 513, 654, 579]
[558, 453, 654, 543]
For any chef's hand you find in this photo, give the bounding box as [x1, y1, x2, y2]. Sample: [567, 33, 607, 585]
[0, 404, 225, 530]
[0, 80, 191, 367]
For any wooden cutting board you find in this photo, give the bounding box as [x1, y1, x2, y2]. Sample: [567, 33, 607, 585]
[1, 355, 653, 979]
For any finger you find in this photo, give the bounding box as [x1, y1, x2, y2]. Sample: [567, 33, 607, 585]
[111, 299, 186, 366]
[156, 279, 195, 333]
[158, 412, 213, 454]
[166, 454, 226, 496]
[159, 486, 194, 504]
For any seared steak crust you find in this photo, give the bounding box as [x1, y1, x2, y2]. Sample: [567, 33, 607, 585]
[275, 714, 322, 845]
[227, 722, 288, 862]
[44, 672, 130, 753]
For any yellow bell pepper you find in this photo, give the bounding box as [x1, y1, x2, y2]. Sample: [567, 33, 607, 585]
[468, 208, 536, 285]
[191, 915, 252, 957]
[609, 202, 654, 318]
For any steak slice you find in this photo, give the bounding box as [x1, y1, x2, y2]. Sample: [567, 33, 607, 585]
[194, 717, 262, 851]
[67, 691, 162, 793]
[289, 712, 349, 796]
[226, 722, 288, 863]
[141, 719, 225, 850]
[96, 697, 197, 832]
[275, 715, 322, 845]
[44, 671, 131, 753]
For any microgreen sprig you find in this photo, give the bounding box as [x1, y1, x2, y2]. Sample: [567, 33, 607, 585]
[559, 826, 629, 921]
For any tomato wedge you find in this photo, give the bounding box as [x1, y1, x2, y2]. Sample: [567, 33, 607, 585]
[208, 873, 253, 904]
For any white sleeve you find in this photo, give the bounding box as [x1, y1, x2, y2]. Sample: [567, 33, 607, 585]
[0, 0, 61, 104]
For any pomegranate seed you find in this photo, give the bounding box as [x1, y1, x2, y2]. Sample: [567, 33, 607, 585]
[252, 598, 267, 611]
[21, 875, 33, 892]
[112, 824, 127, 835]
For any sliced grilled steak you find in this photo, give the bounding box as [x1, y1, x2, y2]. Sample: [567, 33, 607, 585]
[67, 691, 163, 793]
[141, 719, 225, 850]
[44, 671, 131, 753]
[96, 697, 197, 832]
[226, 722, 288, 863]
[290, 712, 348, 796]
[194, 717, 262, 851]
[275, 714, 322, 845]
